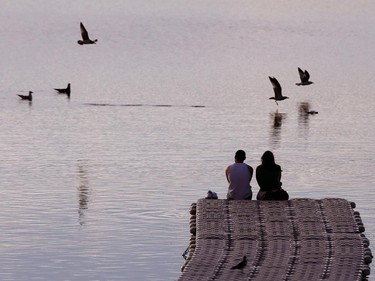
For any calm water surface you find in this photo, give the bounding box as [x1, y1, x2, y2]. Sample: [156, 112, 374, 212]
[0, 1, 375, 280]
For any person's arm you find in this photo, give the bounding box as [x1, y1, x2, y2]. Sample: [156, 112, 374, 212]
[225, 166, 230, 183]
[255, 166, 263, 189]
[277, 166, 282, 186]
[247, 165, 254, 181]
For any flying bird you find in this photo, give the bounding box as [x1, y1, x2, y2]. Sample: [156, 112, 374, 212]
[17, 91, 33, 101]
[269, 76, 289, 105]
[77, 22, 97, 45]
[231, 256, 247, 270]
[54, 83, 71, 97]
[296, 67, 313, 86]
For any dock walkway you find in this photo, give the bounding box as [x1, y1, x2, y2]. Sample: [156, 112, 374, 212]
[179, 198, 372, 281]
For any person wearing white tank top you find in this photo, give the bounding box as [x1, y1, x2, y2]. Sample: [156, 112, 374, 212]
[225, 150, 254, 200]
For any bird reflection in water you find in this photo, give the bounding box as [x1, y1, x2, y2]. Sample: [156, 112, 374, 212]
[299, 102, 311, 126]
[77, 160, 90, 226]
[298, 102, 318, 139]
[17, 91, 33, 106]
[299, 102, 318, 124]
[270, 110, 286, 146]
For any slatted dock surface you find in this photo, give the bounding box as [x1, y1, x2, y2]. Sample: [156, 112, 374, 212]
[179, 198, 371, 281]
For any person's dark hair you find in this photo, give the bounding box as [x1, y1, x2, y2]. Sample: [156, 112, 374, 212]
[261, 150, 276, 167]
[235, 150, 246, 162]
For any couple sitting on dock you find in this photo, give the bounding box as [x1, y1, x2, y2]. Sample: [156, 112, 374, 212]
[225, 150, 289, 201]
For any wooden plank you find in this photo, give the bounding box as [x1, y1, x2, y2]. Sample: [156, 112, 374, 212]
[179, 198, 371, 281]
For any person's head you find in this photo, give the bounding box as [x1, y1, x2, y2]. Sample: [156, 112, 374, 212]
[235, 150, 246, 163]
[261, 150, 275, 166]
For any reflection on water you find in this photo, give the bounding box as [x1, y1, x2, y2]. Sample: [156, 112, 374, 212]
[0, 1, 374, 280]
[298, 102, 312, 124]
[299, 101, 318, 118]
[270, 111, 286, 146]
[84, 103, 205, 108]
[77, 160, 90, 226]
[298, 102, 319, 139]
[298, 102, 310, 140]
[18, 99, 32, 107]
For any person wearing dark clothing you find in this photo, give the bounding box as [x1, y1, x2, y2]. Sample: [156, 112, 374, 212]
[256, 151, 289, 200]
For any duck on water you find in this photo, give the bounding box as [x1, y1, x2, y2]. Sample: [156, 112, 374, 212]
[17, 91, 33, 101]
[54, 83, 71, 97]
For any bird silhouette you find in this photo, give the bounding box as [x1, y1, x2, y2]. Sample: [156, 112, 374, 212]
[307, 110, 318, 115]
[231, 256, 247, 270]
[77, 22, 97, 45]
[296, 67, 313, 86]
[299, 102, 318, 115]
[269, 76, 289, 105]
[17, 91, 33, 101]
[54, 83, 71, 97]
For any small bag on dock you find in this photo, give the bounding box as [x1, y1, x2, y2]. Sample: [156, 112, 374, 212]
[205, 190, 218, 199]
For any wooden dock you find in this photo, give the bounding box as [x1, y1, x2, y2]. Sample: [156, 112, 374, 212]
[179, 198, 372, 281]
